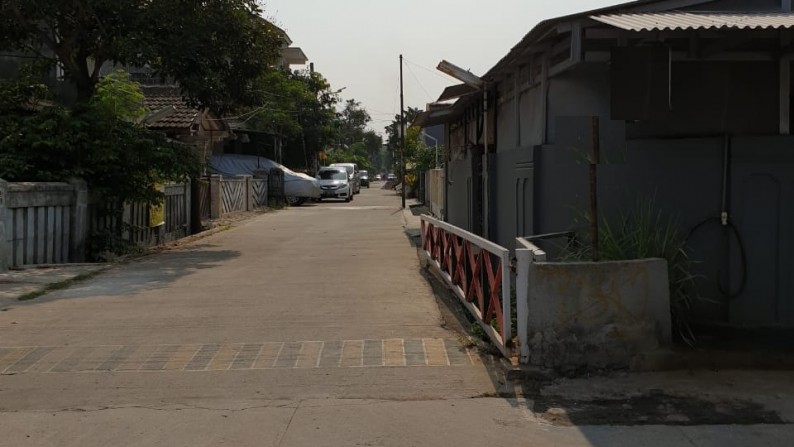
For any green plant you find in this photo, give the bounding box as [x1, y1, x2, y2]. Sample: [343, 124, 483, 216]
[560, 197, 700, 346]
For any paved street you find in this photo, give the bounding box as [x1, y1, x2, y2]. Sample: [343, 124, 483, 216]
[1, 184, 792, 446]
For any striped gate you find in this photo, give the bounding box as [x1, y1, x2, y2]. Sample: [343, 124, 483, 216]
[221, 178, 245, 215]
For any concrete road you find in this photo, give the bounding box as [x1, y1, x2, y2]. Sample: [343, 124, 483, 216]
[1, 184, 791, 446]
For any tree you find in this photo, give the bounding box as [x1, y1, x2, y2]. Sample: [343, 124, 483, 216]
[242, 68, 339, 169]
[336, 99, 371, 147]
[384, 107, 421, 172]
[0, 0, 283, 112]
[383, 108, 438, 193]
[0, 67, 200, 205]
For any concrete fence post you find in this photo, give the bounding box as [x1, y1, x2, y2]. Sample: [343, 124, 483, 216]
[515, 247, 531, 365]
[210, 175, 221, 219]
[0, 178, 10, 271]
[184, 180, 192, 234]
[244, 175, 253, 211]
[68, 178, 88, 263]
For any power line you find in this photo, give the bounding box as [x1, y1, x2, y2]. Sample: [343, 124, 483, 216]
[403, 58, 455, 83]
[404, 62, 434, 102]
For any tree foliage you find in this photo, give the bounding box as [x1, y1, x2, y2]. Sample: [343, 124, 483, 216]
[381, 108, 440, 191]
[0, 0, 283, 112]
[0, 67, 200, 205]
[241, 68, 339, 169]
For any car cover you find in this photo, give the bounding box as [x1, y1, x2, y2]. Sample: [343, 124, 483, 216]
[209, 154, 320, 198]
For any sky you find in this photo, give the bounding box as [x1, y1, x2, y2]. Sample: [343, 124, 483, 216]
[263, 0, 628, 136]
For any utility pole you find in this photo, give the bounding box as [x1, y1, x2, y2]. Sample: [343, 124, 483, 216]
[399, 54, 406, 209]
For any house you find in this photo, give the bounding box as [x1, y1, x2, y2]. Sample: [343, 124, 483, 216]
[418, 0, 794, 329]
[141, 85, 229, 166]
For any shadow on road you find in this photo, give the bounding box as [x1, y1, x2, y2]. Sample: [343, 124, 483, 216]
[13, 244, 241, 306]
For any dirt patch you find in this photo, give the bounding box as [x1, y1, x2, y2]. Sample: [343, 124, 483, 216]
[533, 390, 784, 426]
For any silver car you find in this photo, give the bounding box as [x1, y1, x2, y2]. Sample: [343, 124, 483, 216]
[316, 167, 353, 202]
[329, 163, 360, 194]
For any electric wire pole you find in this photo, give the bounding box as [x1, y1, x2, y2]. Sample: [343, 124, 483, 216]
[399, 54, 406, 209]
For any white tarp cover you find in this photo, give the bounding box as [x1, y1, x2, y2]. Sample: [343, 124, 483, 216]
[209, 154, 320, 198]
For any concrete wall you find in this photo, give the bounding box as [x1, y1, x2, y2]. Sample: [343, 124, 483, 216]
[527, 258, 671, 371]
[0, 179, 87, 270]
[533, 135, 794, 327]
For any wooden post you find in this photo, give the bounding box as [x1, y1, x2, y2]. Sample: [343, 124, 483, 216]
[590, 117, 600, 262]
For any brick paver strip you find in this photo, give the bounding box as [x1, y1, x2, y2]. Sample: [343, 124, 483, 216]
[318, 340, 343, 368]
[0, 348, 34, 373]
[96, 345, 137, 371]
[340, 340, 364, 367]
[77, 345, 122, 372]
[185, 344, 220, 371]
[444, 339, 471, 366]
[403, 339, 426, 366]
[0, 348, 13, 365]
[252, 343, 283, 369]
[363, 339, 384, 367]
[27, 347, 74, 373]
[295, 341, 323, 369]
[423, 339, 449, 366]
[274, 342, 302, 369]
[383, 339, 406, 367]
[3, 347, 54, 374]
[164, 345, 201, 371]
[207, 344, 242, 370]
[0, 339, 478, 374]
[117, 344, 158, 371]
[230, 343, 263, 370]
[141, 345, 181, 371]
[50, 347, 94, 373]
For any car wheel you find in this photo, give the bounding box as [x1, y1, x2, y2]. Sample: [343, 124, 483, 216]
[286, 196, 305, 206]
[345, 195, 351, 203]
[317, 197, 322, 202]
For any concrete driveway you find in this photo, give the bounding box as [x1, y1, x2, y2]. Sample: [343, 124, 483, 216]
[1, 184, 792, 446]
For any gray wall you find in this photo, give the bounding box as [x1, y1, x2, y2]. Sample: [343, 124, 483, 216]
[493, 148, 534, 250]
[533, 136, 794, 328]
[628, 61, 779, 138]
[446, 159, 472, 231]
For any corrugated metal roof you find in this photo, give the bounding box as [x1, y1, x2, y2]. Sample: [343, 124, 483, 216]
[591, 12, 794, 32]
[437, 83, 478, 102]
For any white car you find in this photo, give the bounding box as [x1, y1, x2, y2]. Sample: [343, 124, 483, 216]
[316, 167, 353, 202]
[210, 154, 320, 206]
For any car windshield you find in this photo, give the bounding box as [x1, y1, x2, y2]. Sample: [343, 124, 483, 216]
[318, 169, 347, 180]
[359, 171, 368, 177]
[332, 164, 354, 175]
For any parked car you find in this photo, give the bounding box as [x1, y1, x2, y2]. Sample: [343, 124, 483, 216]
[387, 173, 397, 181]
[210, 154, 320, 206]
[316, 167, 353, 202]
[374, 174, 382, 181]
[329, 162, 360, 194]
[358, 170, 370, 188]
